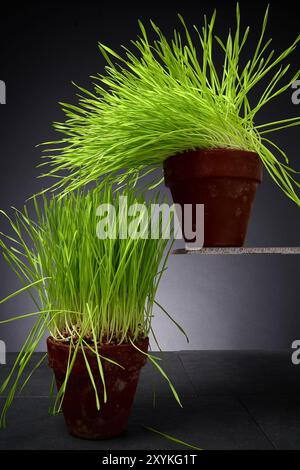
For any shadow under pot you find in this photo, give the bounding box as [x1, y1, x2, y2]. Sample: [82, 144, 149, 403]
[47, 336, 149, 440]
[163, 148, 263, 248]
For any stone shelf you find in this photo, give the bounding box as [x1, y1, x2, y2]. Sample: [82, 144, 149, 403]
[173, 247, 300, 255]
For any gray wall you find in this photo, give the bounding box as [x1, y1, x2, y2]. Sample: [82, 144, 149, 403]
[1, 0, 300, 351]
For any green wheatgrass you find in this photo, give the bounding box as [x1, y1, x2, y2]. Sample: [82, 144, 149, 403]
[0, 183, 184, 425]
[40, 5, 300, 204]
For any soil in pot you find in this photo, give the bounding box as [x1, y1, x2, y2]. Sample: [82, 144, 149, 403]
[163, 148, 263, 247]
[47, 336, 149, 440]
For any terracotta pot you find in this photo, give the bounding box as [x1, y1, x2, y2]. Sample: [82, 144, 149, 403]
[47, 336, 148, 439]
[163, 148, 263, 247]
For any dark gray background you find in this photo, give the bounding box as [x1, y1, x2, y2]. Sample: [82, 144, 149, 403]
[0, 0, 299, 351]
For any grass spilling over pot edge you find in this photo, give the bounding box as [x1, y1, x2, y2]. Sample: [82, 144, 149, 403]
[41, 5, 300, 205]
[0, 184, 184, 425]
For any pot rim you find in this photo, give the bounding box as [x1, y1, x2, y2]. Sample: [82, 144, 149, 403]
[46, 335, 149, 353]
[164, 147, 260, 161]
[163, 147, 263, 186]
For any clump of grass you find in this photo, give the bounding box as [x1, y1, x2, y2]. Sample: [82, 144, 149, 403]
[0, 184, 183, 425]
[40, 5, 300, 204]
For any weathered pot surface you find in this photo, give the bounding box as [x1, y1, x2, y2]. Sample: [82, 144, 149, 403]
[163, 148, 263, 247]
[47, 336, 149, 439]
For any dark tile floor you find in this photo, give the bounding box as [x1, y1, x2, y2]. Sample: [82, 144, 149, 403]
[0, 350, 299, 450]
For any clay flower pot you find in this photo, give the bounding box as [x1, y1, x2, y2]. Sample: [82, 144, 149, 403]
[47, 336, 148, 439]
[164, 148, 263, 247]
